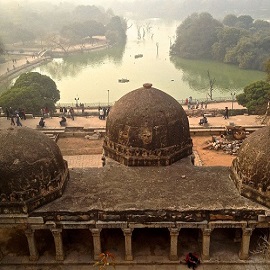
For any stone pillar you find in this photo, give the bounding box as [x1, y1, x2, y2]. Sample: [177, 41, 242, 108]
[201, 228, 211, 260]
[91, 228, 102, 260]
[51, 228, 64, 261]
[239, 228, 253, 260]
[25, 228, 39, 261]
[122, 228, 134, 261]
[169, 228, 180, 260]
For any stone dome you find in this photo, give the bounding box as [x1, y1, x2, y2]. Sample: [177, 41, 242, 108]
[230, 126, 270, 208]
[0, 127, 69, 214]
[103, 83, 193, 166]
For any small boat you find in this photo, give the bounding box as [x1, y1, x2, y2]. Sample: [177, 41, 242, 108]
[134, 54, 143, 59]
[118, 78, 129, 83]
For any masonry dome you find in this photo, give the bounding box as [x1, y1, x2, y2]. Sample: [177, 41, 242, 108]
[230, 126, 270, 208]
[0, 127, 69, 214]
[103, 83, 193, 166]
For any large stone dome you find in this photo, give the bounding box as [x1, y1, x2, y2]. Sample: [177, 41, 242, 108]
[103, 83, 193, 166]
[0, 127, 69, 214]
[230, 126, 270, 208]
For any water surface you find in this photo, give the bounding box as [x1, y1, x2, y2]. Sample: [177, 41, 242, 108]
[32, 19, 265, 105]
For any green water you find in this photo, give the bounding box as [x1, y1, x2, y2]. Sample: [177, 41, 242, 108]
[28, 19, 265, 104]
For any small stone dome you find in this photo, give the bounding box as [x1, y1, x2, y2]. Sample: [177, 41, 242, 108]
[0, 127, 69, 214]
[230, 126, 270, 208]
[103, 83, 193, 166]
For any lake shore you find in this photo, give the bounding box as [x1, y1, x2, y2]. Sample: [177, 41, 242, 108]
[0, 42, 108, 84]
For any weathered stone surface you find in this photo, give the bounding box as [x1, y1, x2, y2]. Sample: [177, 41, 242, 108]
[0, 127, 69, 213]
[33, 157, 266, 222]
[104, 83, 193, 166]
[230, 126, 270, 208]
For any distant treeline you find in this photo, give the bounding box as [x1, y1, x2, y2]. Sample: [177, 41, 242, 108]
[0, 2, 127, 49]
[170, 13, 270, 71]
[110, 0, 270, 20]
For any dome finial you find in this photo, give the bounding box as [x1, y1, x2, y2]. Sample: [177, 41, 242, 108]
[143, 83, 152, 89]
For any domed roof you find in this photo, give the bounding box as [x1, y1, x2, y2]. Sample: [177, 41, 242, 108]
[103, 83, 193, 166]
[230, 126, 270, 208]
[0, 127, 69, 214]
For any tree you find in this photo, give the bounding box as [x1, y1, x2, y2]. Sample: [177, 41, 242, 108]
[212, 27, 247, 61]
[171, 13, 222, 58]
[264, 59, 270, 82]
[236, 81, 270, 114]
[105, 16, 127, 45]
[223, 14, 238, 27]
[0, 72, 60, 114]
[235, 15, 254, 30]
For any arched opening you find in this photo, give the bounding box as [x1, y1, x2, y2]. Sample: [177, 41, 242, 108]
[132, 228, 170, 261]
[100, 228, 125, 260]
[178, 228, 200, 258]
[249, 228, 270, 260]
[35, 229, 55, 257]
[62, 229, 93, 259]
[210, 228, 241, 260]
[0, 227, 28, 258]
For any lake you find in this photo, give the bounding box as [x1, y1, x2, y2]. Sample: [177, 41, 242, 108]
[32, 19, 265, 105]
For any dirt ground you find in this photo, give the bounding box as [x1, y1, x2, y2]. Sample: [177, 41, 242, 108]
[57, 137, 103, 156]
[191, 136, 236, 166]
[57, 136, 235, 167]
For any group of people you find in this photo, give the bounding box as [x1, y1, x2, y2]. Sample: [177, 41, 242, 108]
[186, 97, 207, 110]
[59, 106, 75, 120]
[5, 107, 25, 126]
[40, 107, 51, 118]
[99, 106, 110, 120]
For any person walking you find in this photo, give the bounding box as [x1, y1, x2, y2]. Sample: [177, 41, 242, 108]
[5, 107, 10, 120]
[224, 106, 229, 119]
[10, 115, 15, 126]
[16, 113, 22, 126]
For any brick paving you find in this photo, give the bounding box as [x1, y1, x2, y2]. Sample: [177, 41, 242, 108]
[63, 154, 103, 168]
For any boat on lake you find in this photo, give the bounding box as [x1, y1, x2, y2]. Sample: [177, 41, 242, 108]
[118, 78, 129, 83]
[134, 54, 143, 59]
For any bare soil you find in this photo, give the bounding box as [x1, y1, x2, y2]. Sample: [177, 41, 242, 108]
[57, 137, 103, 156]
[191, 136, 235, 167]
[57, 136, 235, 166]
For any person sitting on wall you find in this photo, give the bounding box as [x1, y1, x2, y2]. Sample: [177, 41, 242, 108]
[185, 253, 200, 270]
[38, 117, 45, 128]
[199, 115, 208, 125]
[60, 116, 67, 126]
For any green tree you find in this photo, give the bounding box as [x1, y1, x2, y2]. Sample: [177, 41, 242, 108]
[72, 5, 109, 24]
[223, 14, 238, 27]
[212, 27, 247, 61]
[0, 72, 60, 114]
[265, 59, 270, 82]
[105, 16, 127, 45]
[236, 81, 270, 114]
[171, 13, 222, 58]
[234, 15, 254, 29]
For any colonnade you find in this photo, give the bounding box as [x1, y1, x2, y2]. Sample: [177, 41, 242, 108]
[24, 226, 254, 262]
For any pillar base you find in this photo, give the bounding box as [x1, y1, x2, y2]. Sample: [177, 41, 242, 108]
[201, 253, 210, 261]
[125, 255, 133, 261]
[55, 255, 65, 261]
[94, 254, 100, 260]
[169, 254, 178, 261]
[239, 252, 249, 260]
[29, 255, 39, 261]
